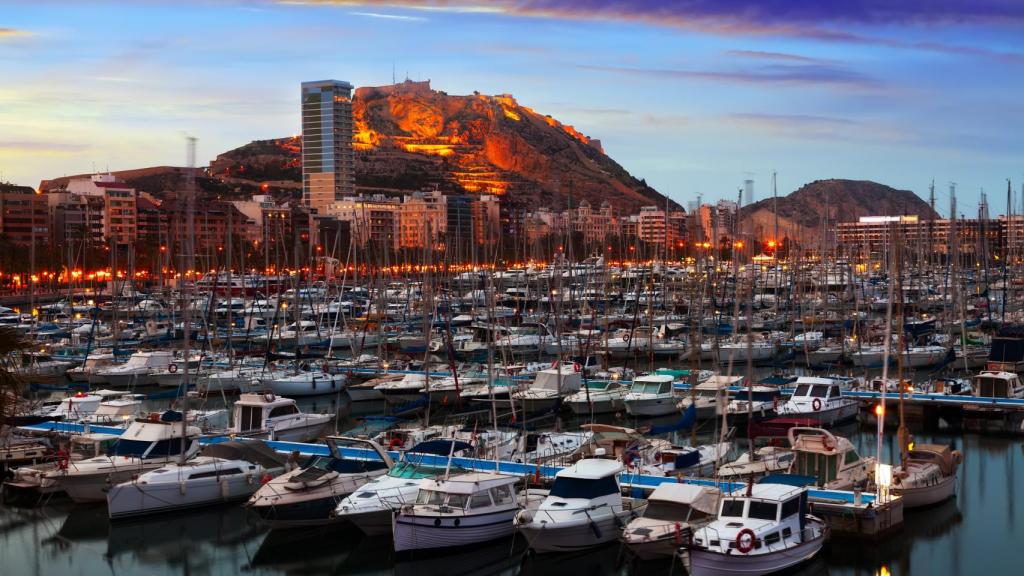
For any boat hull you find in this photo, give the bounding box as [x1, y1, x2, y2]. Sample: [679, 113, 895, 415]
[520, 510, 637, 553]
[689, 521, 826, 576]
[107, 473, 264, 519]
[624, 397, 678, 417]
[894, 473, 957, 509]
[392, 507, 518, 553]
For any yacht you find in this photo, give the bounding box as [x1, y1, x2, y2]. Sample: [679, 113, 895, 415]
[623, 374, 678, 417]
[94, 350, 175, 387]
[47, 411, 201, 503]
[893, 443, 962, 508]
[107, 440, 288, 519]
[2, 432, 119, 505]
[724, 385, 782, 426]
[79, 394, 143, 426]
[516, 454, 646, 552]
[46, 392, 103, 422]
[565, 379, 629, 415]
[231, 393, 332, 442]
[511, 363, 582, 412]
[678, 375, 741, 419]
[332, 439, 474, 535]
[262, 367, 347, 397]
[688, 478, 828, 576]
[775, 376, 858, 427]
[393, 471, 543, 553]
[247, 437, 392, 528]
[621, 483, 719, 560]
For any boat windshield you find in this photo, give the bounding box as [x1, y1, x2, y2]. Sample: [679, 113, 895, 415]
[808, 386, 829, 398]
[720, 499, 745, 517]
[112, 438, 186, 458]
[549, 475, 618, 499]
[644, 500, 694, 522]
[748, 501, 778, 521]
[415, 489, 447, 506]
[793, 384, 810, 397]
[389, 461, 441, 479]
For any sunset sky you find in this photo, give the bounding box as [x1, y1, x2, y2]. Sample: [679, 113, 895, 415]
[2, 1, 1023, 214]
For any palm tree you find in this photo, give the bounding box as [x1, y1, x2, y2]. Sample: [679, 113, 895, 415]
[0, 326, 32, 424]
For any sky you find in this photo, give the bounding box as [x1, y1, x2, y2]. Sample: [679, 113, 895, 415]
[1, 1, 1023, 216]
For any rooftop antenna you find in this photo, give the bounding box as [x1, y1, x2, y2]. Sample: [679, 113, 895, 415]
[392, 62, 396, 84]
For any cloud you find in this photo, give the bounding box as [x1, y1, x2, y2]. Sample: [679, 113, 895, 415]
[722, 112, 912, 143]
[287, 1, 1024, 63]
[578, 62, 879, 90]
[0, 140, 89, 155]
[350, 11, 426, 21]
[725, 50, 827, 64]
[0, 27, 31, 41]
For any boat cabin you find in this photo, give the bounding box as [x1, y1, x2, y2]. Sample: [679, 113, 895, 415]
[785, 427, 871, 489]
[111, 411, 201, 460]
[232, 393, 303, 435]
[693, 480, 809, 551]
[412, 472, 519, 514]
[628, 375, 675, 396]
[973, 371, 1024, 398]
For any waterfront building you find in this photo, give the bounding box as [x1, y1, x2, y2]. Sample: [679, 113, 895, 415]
[301, 80, 355, 214]
[0, 184, 48, 245]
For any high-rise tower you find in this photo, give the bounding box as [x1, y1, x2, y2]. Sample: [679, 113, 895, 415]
[301, 80, 354, 213]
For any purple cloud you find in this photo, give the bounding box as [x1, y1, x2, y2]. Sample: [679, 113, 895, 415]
[306, 2, 1024, 62]
[578, 62, 880, 90]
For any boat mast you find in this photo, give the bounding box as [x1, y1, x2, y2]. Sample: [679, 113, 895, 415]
[180, 136, 197, 464]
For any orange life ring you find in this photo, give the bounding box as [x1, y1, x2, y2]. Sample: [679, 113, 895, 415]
[735, 528, 757, 554]
[812, 398, 822, 411]
[388, 437, 403, 450]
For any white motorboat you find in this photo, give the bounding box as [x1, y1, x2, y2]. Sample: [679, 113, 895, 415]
[231, 392, 332, 442]
[79, 395, 143, 426]
[200, 365, 270, 394]
[94, 350, 175, 387]
[623, 374, 678, 417]
[46, 392, 103, 421]
[262, 368, 347, 397]
[717, 446, 795, 481]
[247, 436, 392, 528]
[516, 455, 646, 553]
[346, 373, 396, 402]
[900, 345, 948, 368]
[511, 363, 582, 412]
[775, 377, 859, 427]
[677, 375, 741, 419]
[47, 411, 201, 503]
[106, 440, 288, 519]
[621, 483, 719, 560]
[688, 479, 828, 576]
[565, 379, 629, 415]
[2, 432, 118, 505]
[67, 353, 117, 383]
[375, 373, 428, 404]
[893, 443, 962, 508]
[393, 471, 543, 553]
[850, 344, 889, 368]
[332, 439, 474, 535]
[717, 337, 777, 364]
[724, 385, 781, 426]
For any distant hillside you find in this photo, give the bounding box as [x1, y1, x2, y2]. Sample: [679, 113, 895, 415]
[209, 79, 674, 212]
[741, 179, 938, 242]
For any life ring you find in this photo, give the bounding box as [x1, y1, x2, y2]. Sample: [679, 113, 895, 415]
[388, 437, 403, 451]
[812, 398, 822, 412]
[551, 360, 560, 369]
[263, 393, 276, 403]
[168, 363, 178, 373]
[573, 362, 582, 373]
[735, 528, 757, 554]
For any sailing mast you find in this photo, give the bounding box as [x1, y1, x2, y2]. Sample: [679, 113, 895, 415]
[179, 136, 197, 464]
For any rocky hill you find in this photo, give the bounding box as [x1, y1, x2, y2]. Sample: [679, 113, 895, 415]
[209, 80, 672, 212]
[741, 179, 938, 242]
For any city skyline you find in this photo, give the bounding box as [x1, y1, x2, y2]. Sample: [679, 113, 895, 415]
[2, 2, 1023, 214]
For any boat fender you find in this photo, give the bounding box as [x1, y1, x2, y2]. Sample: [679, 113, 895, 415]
[260, 473, 273, 485]
[735, 528, 757, 554]
[812, 398, 822, 412]
[952, 450, 963, 465]
[674, 522, 682, 545]
[264, 393, 276, 403]
[573, 362, 581, 373]
[516, 510, 533, 524]
[179, 481, 187, 496]
[168, 363, 178, 373]
[589, 521, 603, 539]
[220, 477, 230, 500]
[56, 449, 70, 470]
